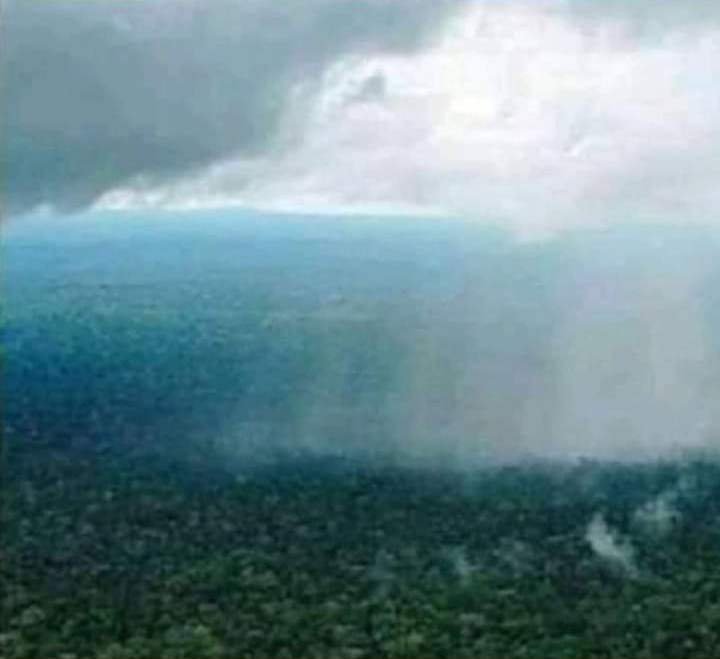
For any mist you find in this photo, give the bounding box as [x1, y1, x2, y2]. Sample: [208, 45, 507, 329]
[265, 222, 720, 468]
[322, 224, 720, 467]
[585, 514, 638, 577]
[5, 213, 720, 470]
[524, 229, 720, 463]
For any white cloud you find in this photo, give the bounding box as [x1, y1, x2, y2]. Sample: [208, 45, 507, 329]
[97, 2, 720, 236]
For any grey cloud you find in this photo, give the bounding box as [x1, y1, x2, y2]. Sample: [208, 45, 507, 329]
[1, 0, 463, 216]
[560, 0, 720, 35]
[350, 72, 387, 104]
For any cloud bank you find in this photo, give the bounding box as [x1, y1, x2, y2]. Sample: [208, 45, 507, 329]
[3, 0, 720, 235]
[1, 0, 461, 216]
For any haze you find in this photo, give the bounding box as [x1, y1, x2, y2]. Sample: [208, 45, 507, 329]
[4, 0, 720, 465]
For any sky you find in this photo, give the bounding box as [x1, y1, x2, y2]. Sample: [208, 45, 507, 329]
[3, 0, 720, 236]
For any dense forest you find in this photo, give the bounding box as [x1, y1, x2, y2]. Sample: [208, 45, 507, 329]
[4, 443, 720, 658]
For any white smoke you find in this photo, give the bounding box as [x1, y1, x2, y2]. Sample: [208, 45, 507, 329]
[585, 513, 638, 576]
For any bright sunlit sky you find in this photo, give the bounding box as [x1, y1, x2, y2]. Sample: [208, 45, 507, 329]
[3, 0, 719, 236]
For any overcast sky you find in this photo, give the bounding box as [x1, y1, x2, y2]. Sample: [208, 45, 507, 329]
[3, 0, 719, 235]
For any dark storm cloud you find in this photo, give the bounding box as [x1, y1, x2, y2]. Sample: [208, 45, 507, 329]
[0, 0, 463, 216]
